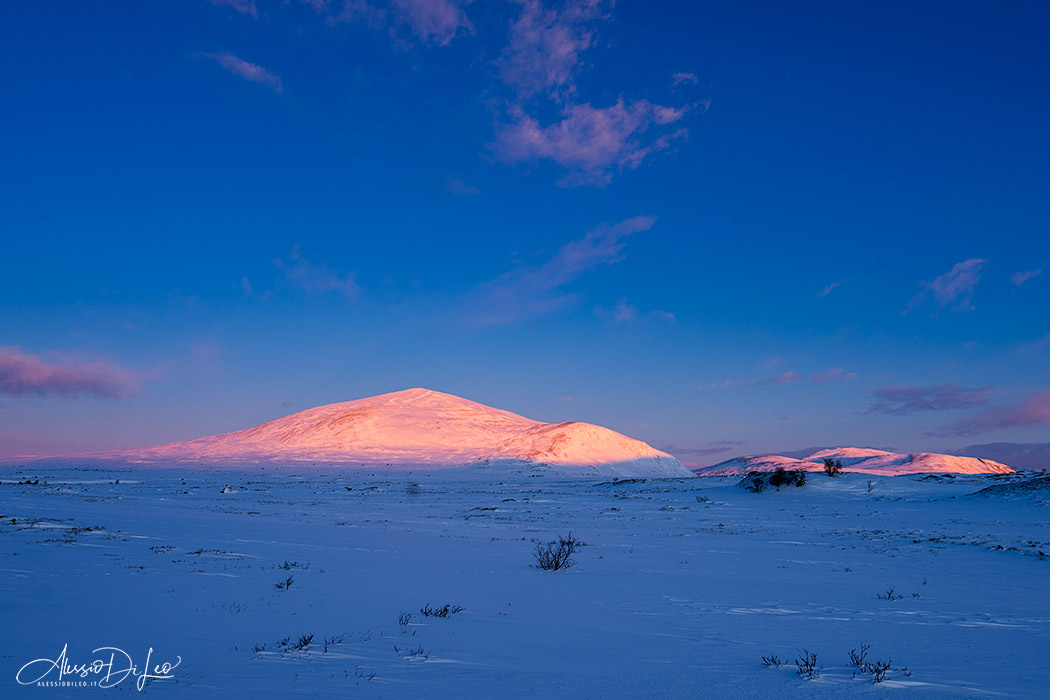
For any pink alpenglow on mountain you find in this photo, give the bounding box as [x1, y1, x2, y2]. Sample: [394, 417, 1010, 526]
[96, 389, 692, 477]
[694, 447, 1013, 477]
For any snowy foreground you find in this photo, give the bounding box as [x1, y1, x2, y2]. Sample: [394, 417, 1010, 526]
[1, 466, 1048, 699]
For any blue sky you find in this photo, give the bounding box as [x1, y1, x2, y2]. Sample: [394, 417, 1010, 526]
[2, 0, 1048, 467]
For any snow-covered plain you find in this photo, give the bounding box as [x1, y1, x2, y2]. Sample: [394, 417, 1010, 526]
[1, 465, 1048, 698]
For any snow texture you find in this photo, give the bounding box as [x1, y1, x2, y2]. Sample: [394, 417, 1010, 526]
[1, 466, 1048, 698]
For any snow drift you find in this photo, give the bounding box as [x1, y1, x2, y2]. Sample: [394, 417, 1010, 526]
[695, 447, 1013, 477]
[85, 388, 692, 477]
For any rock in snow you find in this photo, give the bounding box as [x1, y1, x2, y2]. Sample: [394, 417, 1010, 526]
[90, 388, 692, 478]
[695, 447, 1013, 476]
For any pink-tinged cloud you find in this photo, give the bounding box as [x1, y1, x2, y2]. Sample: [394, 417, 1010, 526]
[203, 52, 283, 93]
[906, 258, 986, 313]
[613, 298, 637, 322]
[811, 367, 858, 384]
[492, 99, 688, 187]
[499, 0, 610, 100]
[391, 0, 473, 46]
[445, 176, 481, 196]
[819, 281, 839, 298]
[275, 245, 360, 298]
[0, 347, 133, 398]
[701, 379, 734, 390]
[671, 71, 698, 86]
[930, 390, 1050, 437]
[210, 0, 258, 19]
[764, 370, 800, 385]
[867, 383, 994, 415]
[1012, 265, 1044, 286]
[471, 215, 655, 325]
[328, 0, 388, 29]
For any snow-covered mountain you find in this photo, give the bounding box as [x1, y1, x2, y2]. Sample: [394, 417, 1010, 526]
[694, 447, 1014, 476]
[89, 388, 692, 477]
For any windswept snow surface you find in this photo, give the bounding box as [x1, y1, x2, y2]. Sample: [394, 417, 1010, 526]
[697, 447, 1013, 476]
[1, 466, 1049, 698]
[79, 389, 690, 478]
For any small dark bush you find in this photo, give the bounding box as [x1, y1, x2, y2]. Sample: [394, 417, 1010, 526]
[420, 603, 464, 618]
[274, 575, 295, 591]
[864, 659, 891, 683]
[742, 473, 767, 492]
[533, 532, 583, 571]
[769, 466, 788, 490]
[761, 654, 783, 667]
[322, 633, 346, 653]
[877, 587, 904, 601]
[795, 650, 820, 679]
[848, 643, 870, 668]
[823, 457, 843, 476]
[291, 633, 314, 652]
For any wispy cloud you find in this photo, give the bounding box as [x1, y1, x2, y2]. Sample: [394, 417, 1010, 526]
[671, 71, 698, 86]
[700, 379, 735, 390]
[203, 52, 283, 93]
[445, 176, 481, 196]
[810, 367, 857, 384]
[930, 390, 1050, 437]
[390, 0, 473, 46]
[765, 370, 800, 385]
[210, 0, 694, 186]
[819, 281, 840, 298]
[326, 0, 471, 44]
[210, 0, 258, 19]
[867, 383, 994, 415]
[275, 245, 360, 298]
[328, 0, 388, 29]
[596, 299, 674, 323]
[499, 0, 610, 100]
[469, 215, 655, 325]
[1012, 265, 1044, 286]
[906, 258, 986, 313]
[613, 298, 637, 322]
[0, 347, 134, 398]
[492, 100, 688, 187]
[491, 0, 692, 186]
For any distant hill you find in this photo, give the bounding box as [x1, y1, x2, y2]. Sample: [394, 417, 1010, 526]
[694, 447, 1013, 476]
[72, 388, 692, 478]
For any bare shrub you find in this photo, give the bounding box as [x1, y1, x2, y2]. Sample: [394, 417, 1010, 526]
[823, 457, 843, 476]
[848, 643, 870, 668]
[291, 633, 313, 652]
[795, 649, 820, 679]
[420, 603, 464, 618]
[877, 587, 904, 601]
[761, 654, 783, 667]
[864, 658, 891, 683]
[533, 532, 583, 571]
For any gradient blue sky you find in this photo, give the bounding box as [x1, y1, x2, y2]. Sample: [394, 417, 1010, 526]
[2, 0, 1049, 467]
